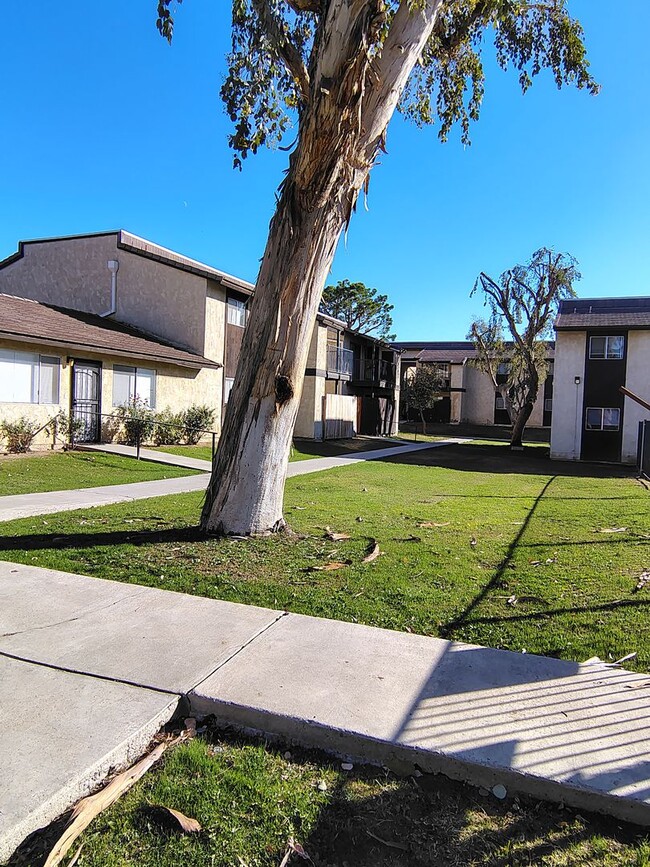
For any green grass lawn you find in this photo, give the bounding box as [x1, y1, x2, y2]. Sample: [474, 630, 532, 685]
[0, 451, 197, 496]
[10, 730, 649, 867]
[155, 436, 403, 463]
[1, 442, 648, 669]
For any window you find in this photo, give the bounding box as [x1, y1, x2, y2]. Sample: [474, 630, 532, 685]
[589, 336, 624, 359]
[113, 365, 156, 408]
[544, 398, 553, 412]
[223, 377, 235, 404]
[547, 361, 555, 376]
[495, 393, 506, 410]
[0, 351, 59, 403]
[227, 297, 247, 327]
[497, 362, 510, 376]
[585, 407, 620, 431]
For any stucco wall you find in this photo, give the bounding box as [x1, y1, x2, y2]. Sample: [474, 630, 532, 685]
[622, 330, 650, 463]
[0, 235, 211, 355]
[461, 365, 496, 424]
[550, 331, 586, 461]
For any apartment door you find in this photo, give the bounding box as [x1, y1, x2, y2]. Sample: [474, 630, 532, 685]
[71, 360, 102, 442]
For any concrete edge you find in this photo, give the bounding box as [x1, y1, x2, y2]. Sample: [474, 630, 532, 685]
[187, 695, 650, 828]
[0, 696, 179, 864]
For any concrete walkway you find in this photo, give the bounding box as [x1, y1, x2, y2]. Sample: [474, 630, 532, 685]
[0, 439, 463, 522]
[79, 442, 213, 471]
[1, 562, 649, 860]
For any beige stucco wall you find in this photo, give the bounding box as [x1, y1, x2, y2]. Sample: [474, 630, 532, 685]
[0, 235, 211, 355]
[550, 331, 586, 461]
[622, 330, 650, 463]
[461, 365, 496, 424]
[0, 339, 69, 449]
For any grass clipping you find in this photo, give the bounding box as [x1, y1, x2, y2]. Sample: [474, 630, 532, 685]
[44, 735, 184, 867]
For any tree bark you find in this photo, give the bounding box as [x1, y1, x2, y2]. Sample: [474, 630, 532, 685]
[201, 0, 444, 535]
[509, 366, 539, 449]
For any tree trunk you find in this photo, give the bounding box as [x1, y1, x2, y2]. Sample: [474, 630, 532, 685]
[201, 0, 444, 535]
[420, 410, 427, 437]
[509, 367, 540, 449]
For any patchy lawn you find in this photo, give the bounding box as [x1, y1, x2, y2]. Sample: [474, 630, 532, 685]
[1, 442, 648, 670]
[154, 436, 404, 464]
[10, 731, 650, 867]
[0, 450, 197, 496]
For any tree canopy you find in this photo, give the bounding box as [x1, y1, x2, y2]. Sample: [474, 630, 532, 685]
[404, 364, 446, 434]
[320, 280, 395, 340]
[469, 247, 580, 446]
[158, 1, 598, 168]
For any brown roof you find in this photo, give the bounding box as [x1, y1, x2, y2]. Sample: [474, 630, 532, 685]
[0, 294, 221, 370]
[405, 342, 553, 364]
[555, 297, 650, 330]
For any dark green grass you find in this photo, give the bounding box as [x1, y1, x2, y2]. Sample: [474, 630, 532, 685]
[154, 436, 403, 463]
[1, 442, 648, 670]
[9, 732, 649, 867]
[0, 451, 196, 496]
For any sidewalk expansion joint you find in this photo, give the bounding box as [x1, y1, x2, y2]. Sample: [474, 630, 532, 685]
[187, 610, 288, 694]
[0, 649, 182, 698]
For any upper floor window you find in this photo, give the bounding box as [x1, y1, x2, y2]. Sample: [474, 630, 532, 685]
[436, 363, 450, 380]
[223, 376, 235, 405]
[495, 392, 506, 411]
[227, 297, 247, 328]
[589, 335, 624, 360]
[113, 365, 156, 408]
[0, 350, 59, 404]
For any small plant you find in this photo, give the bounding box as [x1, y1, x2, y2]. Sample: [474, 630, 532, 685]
[153, 408, 184, 445]
[115, 399, 155, 446]
[0, 416, 40, 453]
[180, 405, 215, 445]
[54, 411, 85, 445]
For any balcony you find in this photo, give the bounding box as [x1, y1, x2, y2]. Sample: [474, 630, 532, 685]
[326, 346, 354, 378]
[353, 358, 396, 385]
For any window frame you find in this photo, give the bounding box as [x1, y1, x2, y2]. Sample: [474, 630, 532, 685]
[585, 406, 621, 432]
[112, 364, 157, 408]
[0, 350, 60, 404]
[588, 335, 625, 360]
[223, 376, 235, 405]
[227, 297, 247, 328]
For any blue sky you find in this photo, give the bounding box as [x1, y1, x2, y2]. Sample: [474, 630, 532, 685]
[1, 2, 648, 340]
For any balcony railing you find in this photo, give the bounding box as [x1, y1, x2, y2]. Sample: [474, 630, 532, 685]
[326, 346, 354, 377]
[353, 358, 396, 384]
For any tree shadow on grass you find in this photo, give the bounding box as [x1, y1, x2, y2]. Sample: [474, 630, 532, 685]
[380, 441, 639, 480]
[0, 525, 204, 553]
[8, 733, 649, 867]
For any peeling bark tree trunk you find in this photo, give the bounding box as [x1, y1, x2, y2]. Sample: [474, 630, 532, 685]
[201, 0, 444, 535]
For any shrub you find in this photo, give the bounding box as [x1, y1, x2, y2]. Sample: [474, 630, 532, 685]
[54, 411, 85, 444]
[0, 416, 40, 453]
[181, 405, 215, 445]
[153, 408, 184, 445]
[114, 399, 155, 446]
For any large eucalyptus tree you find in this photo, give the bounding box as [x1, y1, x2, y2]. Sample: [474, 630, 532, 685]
[157, 0, 597, 536]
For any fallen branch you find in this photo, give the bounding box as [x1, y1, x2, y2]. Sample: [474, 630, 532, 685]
[44, 736, 182, 866]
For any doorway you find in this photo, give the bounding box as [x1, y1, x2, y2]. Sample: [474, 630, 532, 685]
[71, 360, 102, 442]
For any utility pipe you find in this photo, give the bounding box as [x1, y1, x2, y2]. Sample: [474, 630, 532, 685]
[100, 259, 119, 317]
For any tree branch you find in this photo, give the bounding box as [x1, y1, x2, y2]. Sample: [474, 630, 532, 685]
[252, 0, 311, 102]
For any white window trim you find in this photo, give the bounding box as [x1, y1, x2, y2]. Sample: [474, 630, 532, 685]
[112, 365, 157, 408]
[0, 350, 60, 404]
[227, 298, 247, 328]
[585, 406, 621, 431]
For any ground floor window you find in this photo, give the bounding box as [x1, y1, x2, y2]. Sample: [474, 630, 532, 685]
[113, 365, 156, 408]
[0, 350, 59, 403]
[585, 407, 620, 431]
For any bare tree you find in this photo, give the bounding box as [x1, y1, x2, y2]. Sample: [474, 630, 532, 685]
[157, 1, 597, 535]
[469, 247, 580, 448]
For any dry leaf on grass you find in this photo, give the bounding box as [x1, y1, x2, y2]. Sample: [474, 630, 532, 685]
[144, 805, 202, 834]
[362, 540, 381, 563]
[309, 561, 350, 571]
[279, 837, 313, 865]
[598, 527, 627, 533]
[418, 521, 450, 528]
[324, 527, 351, 541]
[634, 571, 650, 592]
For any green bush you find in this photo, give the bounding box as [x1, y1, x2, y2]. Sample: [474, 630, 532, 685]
[54, 411, 84, 444]
[153, 408, 184, 445]
[0, 417, 40, 453]
[115, 400, 155, 446]
[181, 405, 215, 445]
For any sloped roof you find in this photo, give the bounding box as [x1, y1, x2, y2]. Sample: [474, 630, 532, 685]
[0, 293, 221, 369]
[555, 297, 650, 330]
[394, 340, 554, 364]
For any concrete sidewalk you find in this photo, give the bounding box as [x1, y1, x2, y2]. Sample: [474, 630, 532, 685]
[79, 442, 213, 471]
[0, 439, 462, 522]
[1, 562, 649, 860]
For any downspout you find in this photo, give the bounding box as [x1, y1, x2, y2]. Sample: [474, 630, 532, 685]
[100, 259, 119, 317]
